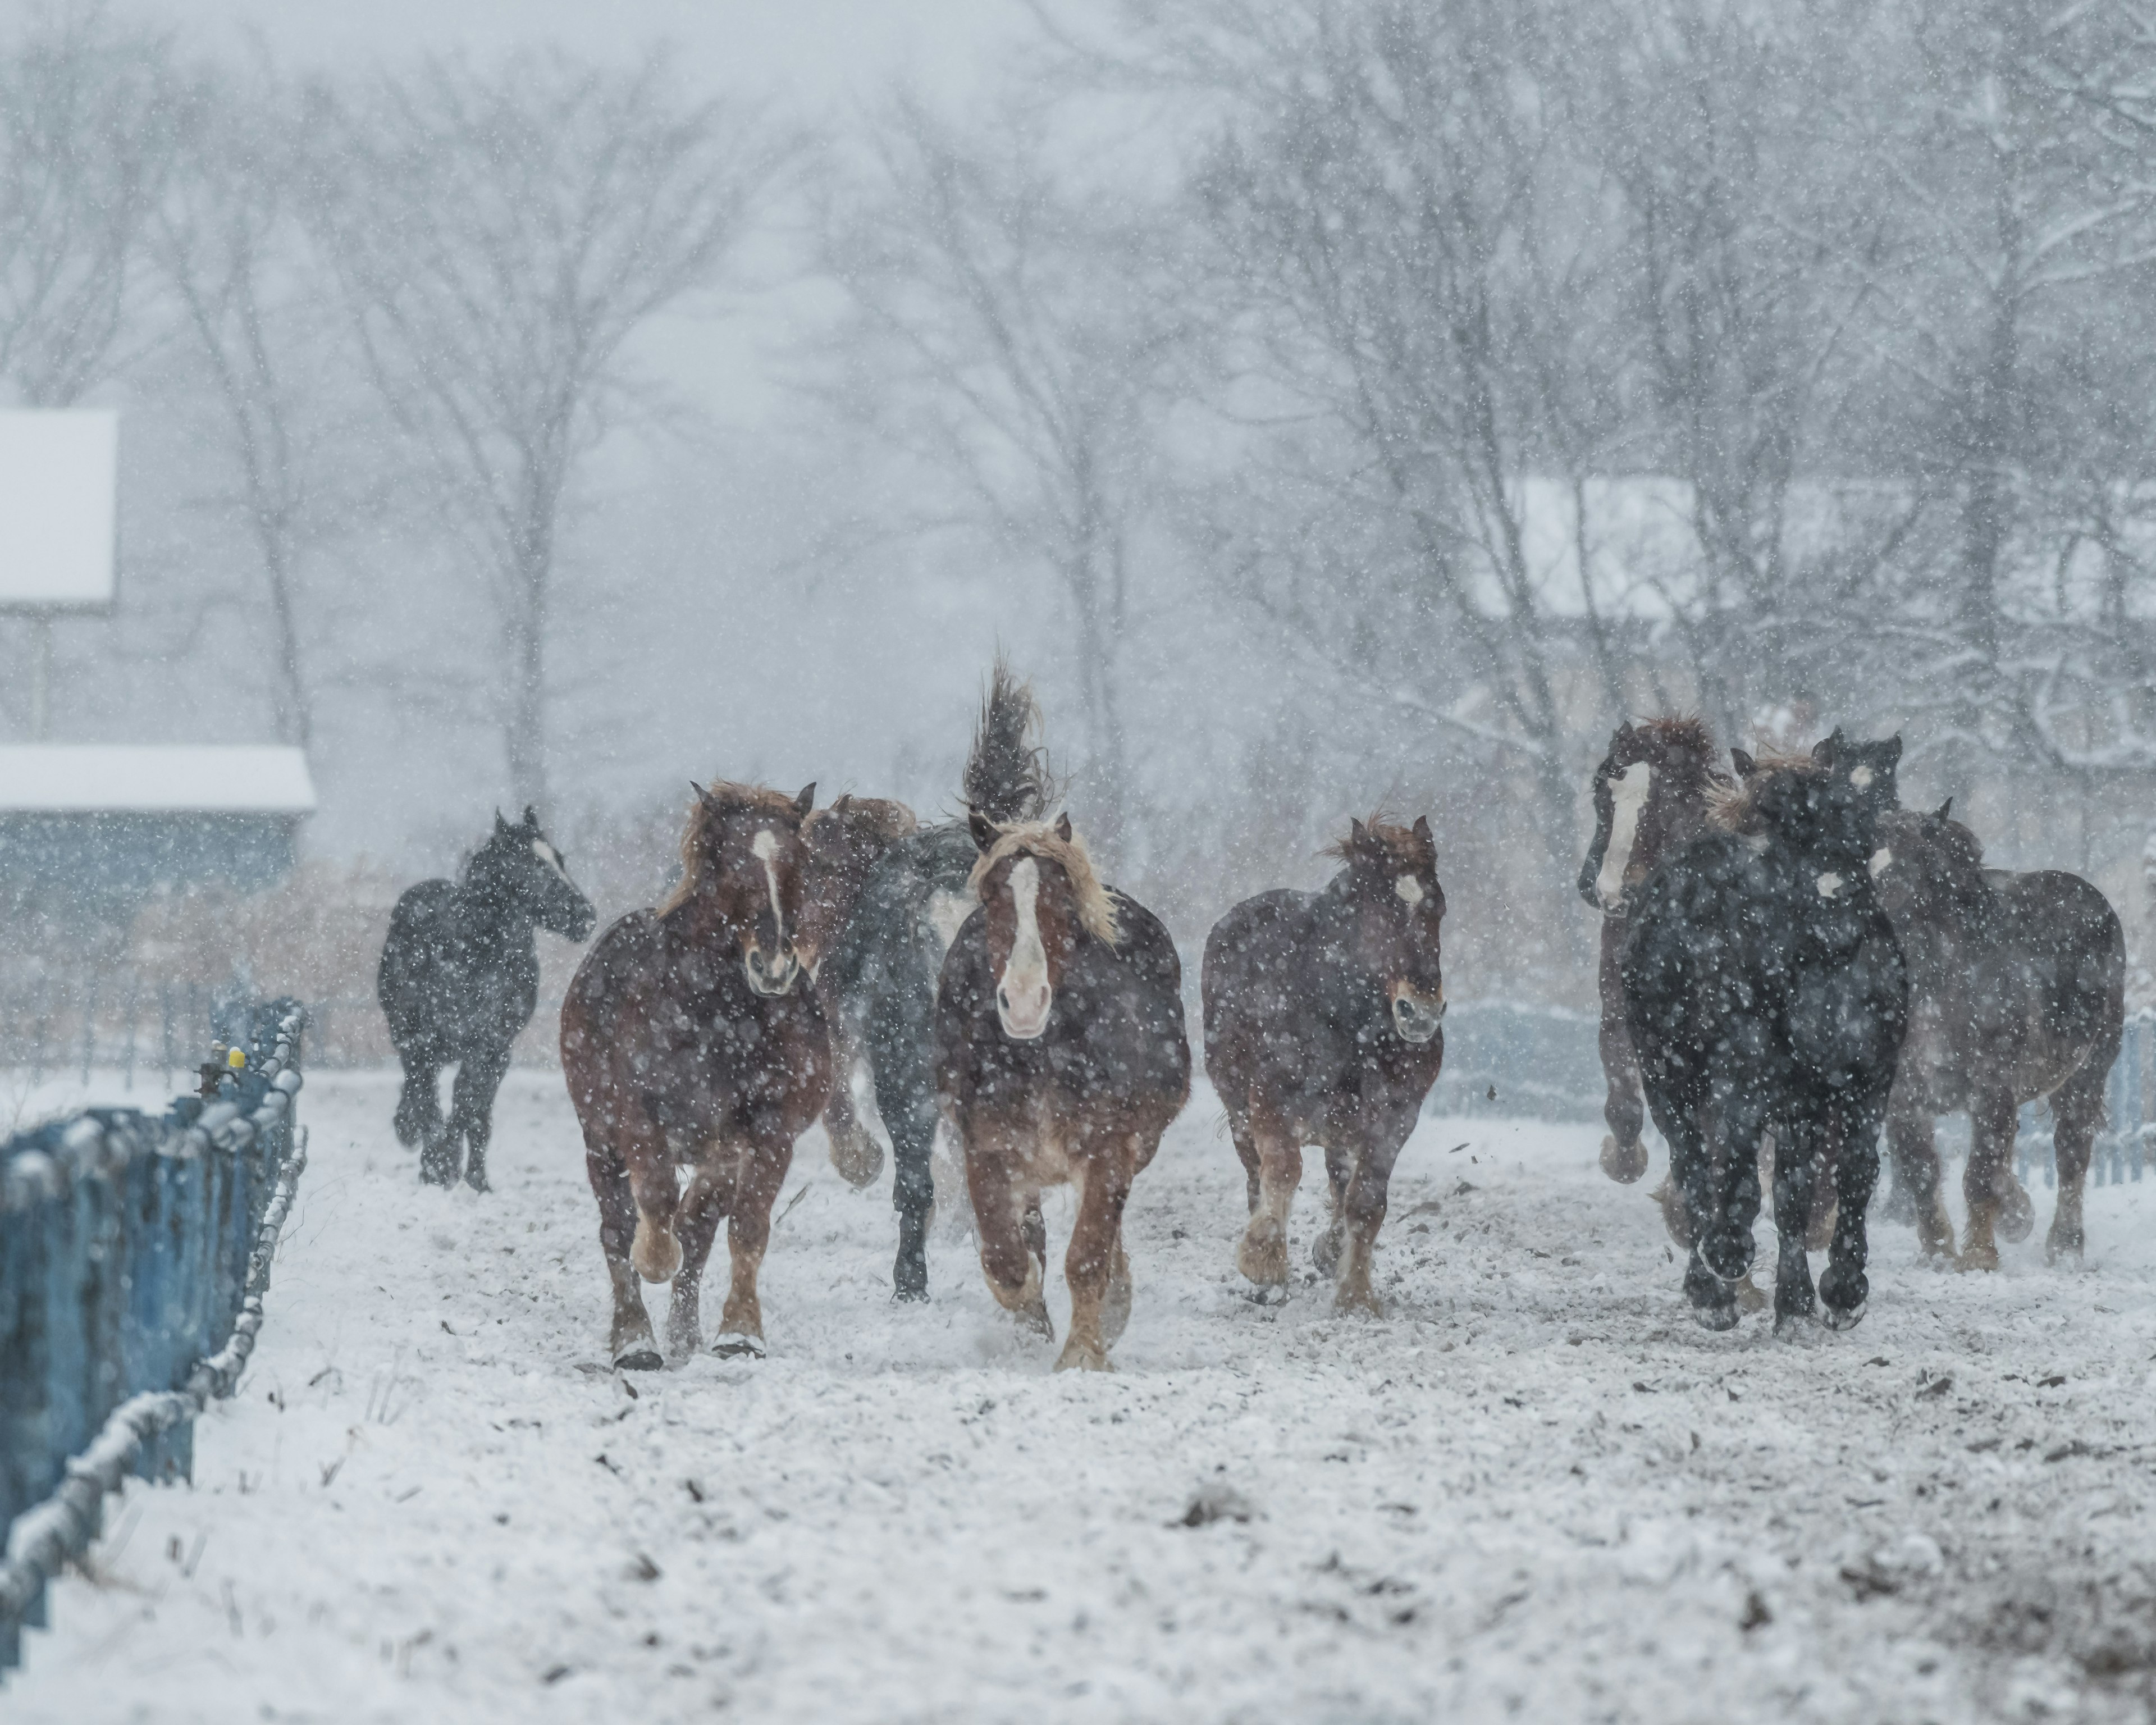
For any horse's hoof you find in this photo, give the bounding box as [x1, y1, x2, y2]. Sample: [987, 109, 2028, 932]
[712, 1333, 766, 1360]
[1997, 1181, 2035, 1244]
[1333, 1286, 1385, 1319]
[1803, 1201, 1838, 1254]
[1735, 1275, 1767, 1313]
[1601, 1134, 1648, 1184]
[2044, 1230, 2084, 1267]
[829, 1135, 885, 1190]
[1879, 1182, 1916, 1225]
[893, 1255, 929, 1303]
[1053, 1339, 1111, 1372]
[1311, 1226, 1343, 1277]
[631, 1219, 683, 1284]
[1237, 1225, 1289, 1289]
[1701, 1226, 1754, 1284]
[419, 1156, 456, 1188]
[1820, 1298, 1867, 1332]
[463, 1166, 491, 1195]
[1956, 1245, 1999, 1274]
[1691, 1299, 1741, 1332]
[1651, 1179, 1694, 1247]
[614, 1347, 663, 1372]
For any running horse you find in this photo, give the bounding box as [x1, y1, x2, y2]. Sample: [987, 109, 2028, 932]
[378, 807, 596, 1190]
[1622, 749, 1907, 1332]
[1870, 802, 2123, 1269]
[1578, 720, 1726, 1193]
[561, 781, 829, 1368]
[935, 813, 1189, 1371]
[1204, 816, 1447, 1313]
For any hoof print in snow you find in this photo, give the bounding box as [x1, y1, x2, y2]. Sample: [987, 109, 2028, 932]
[1175, 1483, 1257, 1528]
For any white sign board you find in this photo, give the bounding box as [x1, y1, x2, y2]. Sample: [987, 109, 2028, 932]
[0, 746, 317, 814]
[0, 410, 118, 610]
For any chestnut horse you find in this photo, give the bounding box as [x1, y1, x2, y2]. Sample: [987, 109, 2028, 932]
[1871, 803, 2123, 1269]
[1204, 816, 1446, 1315]
[561, 782, 830, 1369]
[934, 813, 1189, 1371]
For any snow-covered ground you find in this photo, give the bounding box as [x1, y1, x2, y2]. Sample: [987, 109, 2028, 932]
[10, 1069, 2156, 1724]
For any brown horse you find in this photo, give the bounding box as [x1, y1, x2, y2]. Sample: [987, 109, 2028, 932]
[1871, 803, 2125, 1269]
[798, 794, 920, 1188]
[934, 813, 1189, 1371]
[1204, 816, 1446, 1314]
[1577, 720, 1728, 1193]
[560, 781, 831, 1369]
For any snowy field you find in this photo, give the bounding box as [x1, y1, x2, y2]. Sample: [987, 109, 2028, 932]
[10, 1068, 2156, 1724]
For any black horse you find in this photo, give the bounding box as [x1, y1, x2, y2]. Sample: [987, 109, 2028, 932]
[379, 807, 596, 1190]
[1621, 745, 1907, 1332]
[817, 663, 1052, 1299]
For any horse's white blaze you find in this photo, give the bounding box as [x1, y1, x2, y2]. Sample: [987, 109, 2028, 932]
[751, 828, 784, 943]
[1869, 847, 1893, 878]
[928, 889, 972, 953]
[1394, 874, 1424, 906]
[1851, 764, 1875, 790]
[1817, 871, 1845, 898]
[997, 857, 1052, 1039]
[1596, 760, 1651, 911]
[531, 837, 570, 884]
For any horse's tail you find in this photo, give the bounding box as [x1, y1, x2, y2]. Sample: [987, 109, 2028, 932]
[963, 656, 1054, 826]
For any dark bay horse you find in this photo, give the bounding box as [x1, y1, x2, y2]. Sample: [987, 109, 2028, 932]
[819, 662, 1053, 1299]
[1578, 720, 1727, 1190]
[560, 782, 830, 1368]
[935, 813, 1189, 1371]
[1622, 750, 1907, 1332]
[1871, 803, 2124, 1268]
[1204, 816, 1446, 1314]
[378, 807, 595, 1190]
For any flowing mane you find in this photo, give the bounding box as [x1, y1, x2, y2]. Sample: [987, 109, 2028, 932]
[660, 781, 806, 915]
[1321, 812, 1426, 869]
[969, 819, 1120, 944]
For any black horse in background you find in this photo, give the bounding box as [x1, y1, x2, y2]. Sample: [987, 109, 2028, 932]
[817, 662, 1053, 1299]
[1622, 746, 1907, 1332]
[379, 807, 596, 1190]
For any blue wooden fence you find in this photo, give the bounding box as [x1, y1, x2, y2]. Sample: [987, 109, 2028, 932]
[1429, 1001, 2152, 1188]
[0, 999, 307, 1677]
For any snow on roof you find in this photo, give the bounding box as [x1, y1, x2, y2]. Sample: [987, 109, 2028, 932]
[0, 746, 317, 814]
[0, 410, 119, 610]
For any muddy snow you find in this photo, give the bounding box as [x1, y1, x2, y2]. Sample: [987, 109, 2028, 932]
[9, 1070, 2156, 1723]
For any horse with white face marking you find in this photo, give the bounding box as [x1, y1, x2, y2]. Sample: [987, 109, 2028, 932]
[378, 806, 596, 1190]
[934, 813, 1189, 1371]
[1204, 816, 1447, 1313]
[1577, 720, 1727, 1194]
[560, 781, 830, 1368]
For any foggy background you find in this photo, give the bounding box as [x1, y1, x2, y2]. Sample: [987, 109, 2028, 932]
[7, 0, 2156, 1029]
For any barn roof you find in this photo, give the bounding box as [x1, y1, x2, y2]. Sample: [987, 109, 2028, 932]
[0, 411, 119, 611]
[0, 746, 317, 814]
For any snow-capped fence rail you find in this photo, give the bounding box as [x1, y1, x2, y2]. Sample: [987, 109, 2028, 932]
[0, 1000, 307, 1678]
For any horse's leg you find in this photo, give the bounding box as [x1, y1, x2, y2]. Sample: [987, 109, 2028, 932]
[867, 1006, 938, 1302]
[666, 1151, 732, 1357]
[417, 1054, 459, 1187]
[1598, 928, 1649, 1182]
[394, 1048, 442, 1150]
[824, 1016, 885, 1189]
[1676, 1093, 1751, 1331]
[714, 1138, 792, 1356]
[1234, 1111, 1301, 1292]
[1335, 1133, 1403, 1317]
[620, 1119, 683, 1285]
[964, 1114, 1052, 1340]
[448, 1043, 510, 1194]
[1959, 1088, 2017, 1272]
[1769, 1117, 1821, 1330]
[586, 1137, 660, 1370]
[1224, 1102, 1262, 1216]
[1313, 1140, 1353, 1278]
[1803, 1119, 1839, 1253]
[1887, 1089, 1955, 1259]
[1058, 1146, 1135, 1372]
[1819, 1085, 1885, 1329]
[2047, 1058, 2109, 1265]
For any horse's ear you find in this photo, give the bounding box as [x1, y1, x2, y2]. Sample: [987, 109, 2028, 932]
[1885, 734, 1904, 766]
[793, 782, 816, 818]
[494, 808, 510, 834]
[522, 805, 539, 830]
[834, 793, 853, 813]
[689, 780, 710, 805]
[1812, 728, 1843, 766]
[1934, 797, 1953, 823]
[1731, 749, 1757, 778]
[1054, 811, 1073, 843]
[969, 807, 1000, 852]
[1349, 817, 1368, 852]
[1616, 719, 1636, 740]
[1411, 814, 1432, 846]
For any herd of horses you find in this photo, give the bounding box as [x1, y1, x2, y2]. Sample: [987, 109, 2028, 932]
[375, 674, 2125, 1368]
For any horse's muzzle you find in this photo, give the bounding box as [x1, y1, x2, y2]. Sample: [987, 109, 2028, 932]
[996, 981, 1052, 1041]
[1391, 991, 1445, 1044]
[743, 943, 801, 997]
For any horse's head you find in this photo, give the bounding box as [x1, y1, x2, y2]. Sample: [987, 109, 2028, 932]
[671, 781, 816, 996]
[798, 794, 918, 972]
[966, 810, 1117, 1041]
[469, 807, 596, 941]
[1580, 717, 1723, 916]
[1723, 747, 1880, 878]
[1328, 814, 1446, 1044]
[1870, 800, 1986, 926]
[1812, 728, 1903, 815]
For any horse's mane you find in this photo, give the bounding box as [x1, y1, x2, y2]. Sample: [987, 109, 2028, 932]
[963, 658, 1055, 825]
[969, 820, 1120, 944]
[805, 796, 917, 849]
[660, 781, 805, 915]
[1641, 716, 1721, 772]
[1320, 812, 1427, 869]
[1707, 749, 1821, 834]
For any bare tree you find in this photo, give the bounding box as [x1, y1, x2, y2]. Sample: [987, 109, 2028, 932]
[820, 93, 1191, 860]
[303, 50, 792, 811]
